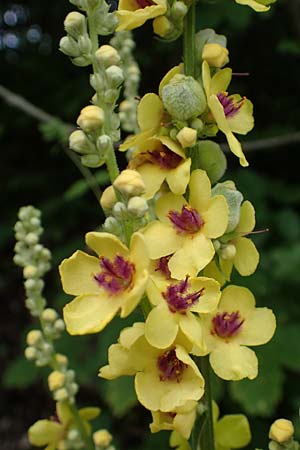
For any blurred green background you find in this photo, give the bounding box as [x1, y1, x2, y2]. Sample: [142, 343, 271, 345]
[1, 0, 300, 449]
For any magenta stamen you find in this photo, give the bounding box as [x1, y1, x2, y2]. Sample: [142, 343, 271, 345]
[157, 348, 187, 382]
[94, 255, 135, 294]
[131, 146, 182, 170]
[136, 0, 154, 8]
[168, 205, 204, 234]
[155, 256, 172, 280]
[212, 311, 244, 339]
[217, 92, 244, 118]
[163, 277, 204, 313]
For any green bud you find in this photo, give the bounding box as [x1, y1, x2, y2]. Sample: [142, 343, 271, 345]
[220, 244, 237, 260]
[171, 1, 188, 19]
[81, 154, 105, 168]
[162, 74, 206, 120]
[212, 181, 243, 233]
[77, 35, 92, 55]
[190, 118, 204, 133]
[59, 36, 80, 57]
[69, 130, 96, 155]
[112, 202, 127, 219]
[90, 73, 104, 92]
[195, 140, 227, 185]
[72, 55, 91, 67]
[25, 232, 39, 245]
[97, 134, 112, 152]
[106, 65, 124, 88]
[25, 347, 37, 360]
[64, 12, 86, 39]
[42, 308, 58, 322]
[128, 197, 148, 217]
[95, 45, 120, 67]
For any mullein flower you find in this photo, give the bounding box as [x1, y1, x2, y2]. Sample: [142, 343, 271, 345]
[150, 400, 197, 439]
[235, 0, 275, 12]
[59, 232, 149, 335]
[204, 200, 260, 284]
[202, 60, 254, 167]
[116, 0, 167, 31]
[145, 275, 220, 349]
[28, 402, 100, 450]
[142, 169, 228, 279]
[200, 285, 276, 380]
[99, 323, 205, 412]
[128, 136, 191, 199]
[213, 401, 251, 450]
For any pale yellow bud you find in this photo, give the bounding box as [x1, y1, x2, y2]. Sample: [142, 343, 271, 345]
[77, 105, 104, 133]
[42, 308, 58, 322]
[113, 169, 146, 196]
[100, 186, 117, 211]
[269, 419, 294, 444]
[25, 347, 37, 360]
[127, 196, 148, 217]
[119, 100, 132, 112]
[48, 371, 66, 391]
[26, 330, 43, 346]
[95, 45, 120, 67]
[54, 388, 69, 402]
[55, 353, 68, 367]
[23, 265, 38, 279]
[153, 16, 172, 38]
[69, 129, 95, 154]
[176, 127, 197, 148]
[202, 43, 229, 68]
[93, 429, 113, 447]
[220, 244, 236, 260]
[64, 11, 86, 38]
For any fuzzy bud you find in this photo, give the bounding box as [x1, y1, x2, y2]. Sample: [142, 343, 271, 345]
[25, 233, 39, 245]
[59, 36, 80, 57]
[69, 130, 95, 154]
[162, 74, 207, 120]
[153, 16, 172, 38]
[106, 65, 124, 88]
[212, 181, 243, 233]
[77, 105, 104, 133]
[202, 43, 229, 68]
[95, 45, 120, 67]
[127, 196, 148, 217]
[113, 169, 145, 196]
[171, 1, 188, 18]
[112, 202, 127, 219]
[97, 135, 112, 152]
[100, 186, 117, 211]
[220, 244, 236, 260]
[23, 265, 38, 279]
[27, 330, 43, 346]
[42, 308, 58, 322]
[103, 216, 120, 234]
[48, 371, 66, 391]
[269, 419, 294, 444]
[195, 140, 227, 185]
[55, 353, 68, 367]
[176, 127, 197, 148]
[54, 388, 69, 402]
[25, 347, 37, 360]
[64, 11, 86, 38]
[93, 429, 113, 448]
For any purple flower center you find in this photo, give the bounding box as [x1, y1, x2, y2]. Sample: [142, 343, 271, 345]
[131, 146, 182, 170]
[212, 311, 244, 339]
[163, 277, 204, 313]
[155, 255, 172, 280]
[157, 348, 187, 382]
[168, 205, 204, 234]
[217, 92, 244, 118]
[94, 255, 135, 294]
[136, 0, 155, 8]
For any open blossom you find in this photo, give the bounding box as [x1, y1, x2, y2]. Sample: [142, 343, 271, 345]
[99, 323, 205, 412]
[129, 136, 191, 199]
[59, 232, 149, 335]
[116, 0, 167, 31]
[202, 60, 254, 167]
[142, 169, 228, 279]
[204, 200, 259, 284]
[200, 285, 276, 380]
[145, 275, 220, 349]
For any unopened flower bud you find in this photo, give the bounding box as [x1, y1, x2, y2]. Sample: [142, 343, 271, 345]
[213, 240, 221, 252]
[162, 74, 206, 120]
[25, 233, 39, 246]
[100, 186, 117, 211]
[77, 105, 104, 132]
[64, 11, 86, 38]
[153, 16, 172, 38]
[106, 65, 124, 88]
[54, 319, 66, 332]
[93, 429, 113, 447]
[95, 45, 120, 67]
[97, 135, 112, 152]
[220, 244, 236, 260]
[195, 140, 227, 185]
[113, 169, 145, 196]
[69, 130, 95, 154]
[176, 127, 197, 148]
[269, 419, 294, 444]
[77, 35, 92, 54]
[23, 265, 38, 279]
[42, 308, 58, 322]
[54, 388, 69, 401]
[27, 330, 43, 346]
[59, 36, 80, 57]
[119, 100, 132, 112]
[190, 118, 204, 133]
[48, 371, 66, 391]
[171, 1, 188, 18]
[25, 346, 37, 360]
[112, 202, 127, 218]
[127, 197, 148, 217]
[103, 216, 120, 234]
[202, 43, 229, 68]
[55, 353, 68, 367]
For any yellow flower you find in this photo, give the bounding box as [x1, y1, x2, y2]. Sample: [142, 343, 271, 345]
[59, 232, 149, 335]
[116, 0, 167, 31]
[204, 200, 259, 284]
[28, 402, 100, 450]
[99, 322, 205, 412]
[202, 60, 254, 167]
[170, 431, 191, 450]
[142, 169, 228, 279]
[129, 136, 191, 199]
[235, 0, 274, 12]
[145, 275, 220, 349]
[150, 401, 197, 440]
[269, 419, 294, 444]
[213, 402, 251, 450]
[200, 285, 276, 380]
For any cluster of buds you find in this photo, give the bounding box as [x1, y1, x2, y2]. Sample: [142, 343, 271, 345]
[25, 329, 54, 367]
[153, 0, 189, 41]
[70, 0, 118, 35]
[48, 368, 78, 403]
[269, 419, 299, 450]
[101, 169, 149, 238]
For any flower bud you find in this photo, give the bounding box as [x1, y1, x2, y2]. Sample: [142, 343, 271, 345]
[54, 388, 69, 402]
[220, 244, 236, 260]
[93, 429, 113, 447]
[106, 65, 124, 88]
[153, 16, 172, 38]
[103, 216, 120, 234]
[64, 11, 86, 38]
[54, 319, 66, 332]
[55, 353, 68, 367]
[269, 419, 294, 444]
[190, 118, 204, 133]
[127, 196, 148, 217]
[113, 169, 146, 196]
[69, 130, 95, 154]
[100, 186, 117, 211]
[77, 105, 104, 133]
[212, 181, 243, 233]
[25, 233, 39, 245]
[195, 140, 227, 185]
[77, 35, 92, 55]
[213, 240, 221, 252]
[162, 74, 207, 120]
[81, 153, 105, 168]
[23, 265, 38, 279]
[171, 1, 188, 18]
[202, 43, 229, 68]
[95, 45, 120, 67]
[97, 135, 112, 152]
[27, 330, 43, 346]
[48, 370, 66, 391]
[112, 202, 127, 219]
[59, 36, 80, 57]
[42, 308, 58, 322]
[25, 347, 37, 360]
[176, 127, 197, 148]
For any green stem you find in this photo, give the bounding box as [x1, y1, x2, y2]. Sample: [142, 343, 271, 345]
[105, 144, 120, 182]
[183, 1, 196, 77]
[68, 402, 95, 450]
[197, 356, 215, 450]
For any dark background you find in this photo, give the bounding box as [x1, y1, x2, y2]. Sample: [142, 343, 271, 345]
[1, 1, 300, 449]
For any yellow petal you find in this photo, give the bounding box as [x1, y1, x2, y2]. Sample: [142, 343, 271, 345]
[238, 307, 276, 346]
[210, 342, 258, 380]
[142, 221, 183, 259]
[235, 0, 270, 11]
[145, 303, 178, 348]
[85, 231, 128, 259]
[137, 163, 167, 199]
[188, 169, 211, 212]
[116, 3, 166, 31]
[99, 343, 136, 379]
[235, 200, 255, 234]
[120, 268, 148, 317]
[137, 93, 164, 131]
[166, 159, 191, 195]
[203, 260, 228, 287]
[226, 131, 249, 167]
[59, 251, 100, 296]
[202, 60, 211, 98]
[234, 237, 259, 275]
[210, 68, 232, 95]
[227, 97, 254, 134]
[119, 322, 145, 348]
[130, 232, 150, 273]
[188, 277, 221, 313]
[79, 407, 101, 421]
[119, 128, 155, 151]
[158, 135, 186, 157]
[155, 192, 187, 222]
[219, 285, 255, 317]
[209, 95, 231, 134]
[28, 420, 62, 446]
[63, 294, 121, 335]
[202, 195, 229, 238]
[159, 64, 183, 98]
[179, 313, 204, 349]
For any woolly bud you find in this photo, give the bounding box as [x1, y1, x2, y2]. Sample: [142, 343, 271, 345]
[25, 233, 39, 245]
[202, 43, 229, 68]
[100, 186, 117, 211]
[171, 1, 188, 18]
[42, 308, 58, 322]
[25, 347, 37, 360]
[176, 127, 197, 148]
[23, 265, 38, 279]
[59, 36, 80, 57]
[106, 65, 124, 88]
[212, 181, 243, 233]
[220, 244, 236, 260]
[77, 105, 104, 132]
[55, 353, 68, 367]
[95, 45, 120, 67]
[27, 330, 43, 346]
[269, 419, 294, 444]
[93, 429, 113, 447]
[54, 388, 69, 401]
[195, 140, 227, 185]
[113, 169, 145, 196]
[69, 129, 95, 154]
[162, 74, 207, 120]
[127, 196, 148, 217]
[153, 16, 172, 38]
[48, 371, 66, 391]
[64, 11, 86, 38]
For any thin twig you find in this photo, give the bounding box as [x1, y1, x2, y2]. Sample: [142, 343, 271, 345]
[221, 131, 300, 153]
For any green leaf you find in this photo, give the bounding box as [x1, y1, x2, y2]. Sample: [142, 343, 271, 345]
[3, 356, 40, 388]
[64, 170, 109, 201]
[274, 324, 300, 371]
[104, 377, 137, 417]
